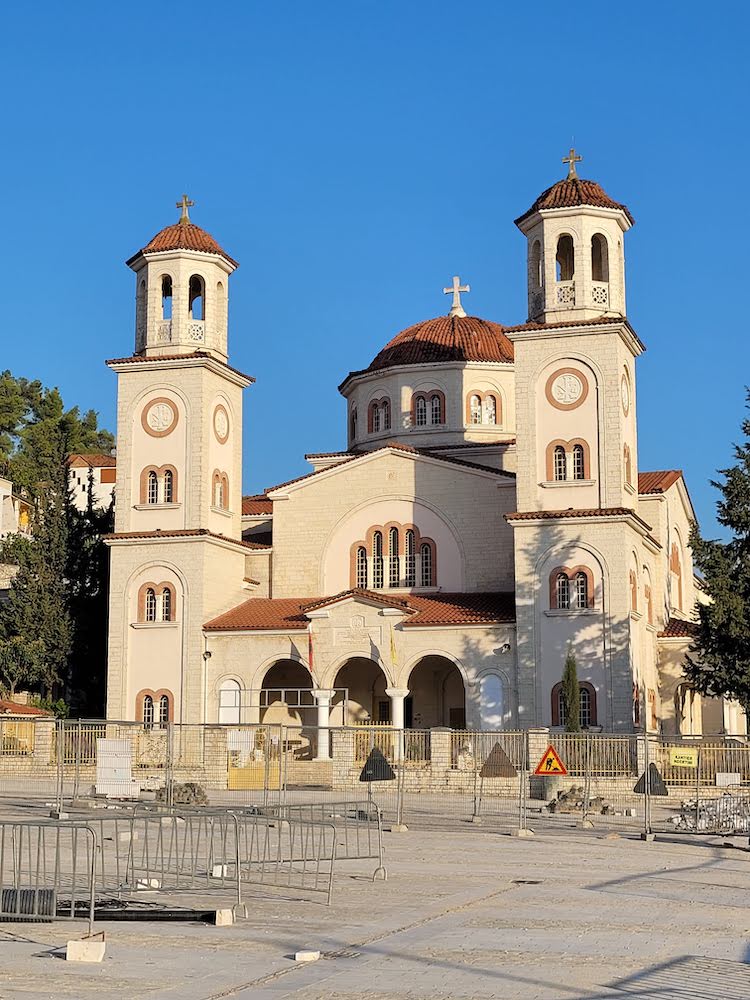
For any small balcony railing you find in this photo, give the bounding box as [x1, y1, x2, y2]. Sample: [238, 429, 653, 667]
[556, 280, 575, 305]
[156, 320, 172, 343]
[591, 282, 609, 308]
[188, 321, 205, 342]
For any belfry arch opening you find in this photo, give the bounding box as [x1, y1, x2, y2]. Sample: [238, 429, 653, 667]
[189, 274, 205, 321]
[161, 275, 173, 319]
[555, 234, 575, 282]
[591, 233, 609, 282]
[406, 656, 466, 730]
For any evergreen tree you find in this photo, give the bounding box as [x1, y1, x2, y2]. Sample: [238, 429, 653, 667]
[0, 636, 45, 696]
[685, 391, 750, 712]
[561, 648, 581, 732]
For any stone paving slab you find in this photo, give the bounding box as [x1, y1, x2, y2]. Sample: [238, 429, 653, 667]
[1, 826, 750, 998]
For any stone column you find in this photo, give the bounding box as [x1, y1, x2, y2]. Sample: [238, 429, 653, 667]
[312, 689, 334, 761]
[386, 687, 410, 762]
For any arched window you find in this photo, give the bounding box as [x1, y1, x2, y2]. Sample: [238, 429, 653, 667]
[479, 673, 506, 729]
[552, 682, 597, 727]
[161, 275, 173, 320]
[145, 587, 157, 622]
[531, 239, 543, 288]
[158, 694, 170, 727]
[356, 546, 367, 589]
[404, 530, 416, 587]
[645, 581, 654, 625]
[372, 401, 381, 433]
[572, 444, 585, 480]
[163, 468, 174, 503]
[670, 541, 683, 611]
[574, 571, 588, 609]
[213, 473, 224, 509]
[555, 573, 570, 610]
[372, 531, 384, 589]
[382, 399, 391, 431]
[188, 275, 205, 320]
[415, 396, 427, 427]
[624, 444, 632, 486]
[579, 686, 592, 727]
[431, 394, 442, 425]
[470, 394, 482, 425]
[556, 234, 575, 282]
[147, 470, 158, 504]
[420, 542, 433, 587]
[216, 281, 226, 329]
[389, 527, 400, 587]
[161, 587, 173, 622]
[143, 694, 154, 729]
[350, 407, 357, 442]
[630, 569, 638, 612]
[591, 234, 609, 283]
[484, 395, 497, 425]
[218, 679, 241, 725]
[554, 446, 567, 481]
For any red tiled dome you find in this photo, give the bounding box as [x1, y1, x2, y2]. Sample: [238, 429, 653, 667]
[366, 314, 514, 372]
[128, 222, 238, 266]
[515, 178, 634, 227]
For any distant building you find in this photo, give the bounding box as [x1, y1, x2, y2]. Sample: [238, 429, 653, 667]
[68, 453, 116, 511]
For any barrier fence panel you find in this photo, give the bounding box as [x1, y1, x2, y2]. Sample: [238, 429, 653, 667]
[0, 719, 60, 805]
[0, 820, 96, 933]
[260, 799, 386, 880]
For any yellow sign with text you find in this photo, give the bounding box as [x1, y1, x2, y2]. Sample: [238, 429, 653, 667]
[669, 747, 698, 768]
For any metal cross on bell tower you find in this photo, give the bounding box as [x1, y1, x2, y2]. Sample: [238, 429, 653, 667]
[176, 193, 195, 224]
[443, 275, 470, 318]
[562, 148, 583, 180]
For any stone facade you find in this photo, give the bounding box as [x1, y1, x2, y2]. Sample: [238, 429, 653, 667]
[104, 169, 745, 739]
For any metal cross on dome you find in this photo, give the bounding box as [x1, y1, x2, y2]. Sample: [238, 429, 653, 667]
[443, 275, 470, 318]
[176, 193, 195, 224]
[562, 147, 582, 180]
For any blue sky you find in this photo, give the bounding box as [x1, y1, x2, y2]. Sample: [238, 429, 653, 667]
[0, 2, 747, 534]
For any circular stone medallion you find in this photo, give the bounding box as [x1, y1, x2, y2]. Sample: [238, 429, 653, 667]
[213, 404, 230, 444]
[545, 368, 589, 411]
[142, 397, 178, 437]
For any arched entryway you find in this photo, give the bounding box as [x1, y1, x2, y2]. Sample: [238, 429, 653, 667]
[330, 657, 388, 727]
[407, 656, 466, 729]
[259, 658, 313, 727]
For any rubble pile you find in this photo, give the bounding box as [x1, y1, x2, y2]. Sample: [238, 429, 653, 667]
[156, 781, 208, 806]
[668, 794, 750, 833]
[546, 785, 614, 815]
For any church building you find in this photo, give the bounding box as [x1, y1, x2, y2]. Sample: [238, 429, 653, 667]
[104, 158, 741, 743]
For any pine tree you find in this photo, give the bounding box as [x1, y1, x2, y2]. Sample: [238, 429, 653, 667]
[685, 391, 750, 713]
[561, 648, 581, 732]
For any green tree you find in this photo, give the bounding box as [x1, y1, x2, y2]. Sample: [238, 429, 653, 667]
[685, 391, 750, 713]
[0, 636, 45, 696]
[561, 648, 581, 732]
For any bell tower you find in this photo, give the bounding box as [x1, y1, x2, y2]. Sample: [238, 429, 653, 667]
[129, 195, 237, 362]
[515, 150, 633, 324]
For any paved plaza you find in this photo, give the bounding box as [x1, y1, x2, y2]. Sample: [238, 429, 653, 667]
[1, 823, 750, 999]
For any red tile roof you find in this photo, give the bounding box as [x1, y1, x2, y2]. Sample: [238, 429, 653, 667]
[506, 506, 654, 532]
[515, 178, 635, 227]
[103, 528, 270, 551]
[659, 617, 697, 639]
[341, 314, 514, 387]
[242, 494, 273, 516]
[505, 315, 630, 334]
[106, 351, 254, 383]
[205, 591, 516, 631]
[127, 222, 238, 267]
[68, 453, 117, 468]
[0, 700, 52, 716]
[638, 470, 683, 495]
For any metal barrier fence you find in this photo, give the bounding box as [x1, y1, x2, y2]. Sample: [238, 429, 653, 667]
[2, 720, 750, 840]
[0, 820, 96, 933]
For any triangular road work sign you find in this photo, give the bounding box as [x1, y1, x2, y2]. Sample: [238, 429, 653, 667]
[633, 762, 668, 796]
[359, 747, 395, 782]
[480, 742, 517, 778]
[534, 744, 567, 776]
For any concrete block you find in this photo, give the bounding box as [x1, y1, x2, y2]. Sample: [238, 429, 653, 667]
[49, 810, 69, 820]
[577, 819, 595, 829]
[511, 828, 535, 838]
[66, 937, 106, 963]
[295, 950, 320, 963]
[214, 909, 234, 926]
[212, 864, 229, 878]
[390, 823, 409, 833]
[640, 832, 656, 842]
[136, 878, 161, 889]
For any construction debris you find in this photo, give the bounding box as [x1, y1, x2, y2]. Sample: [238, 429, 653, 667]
[546, 785, 614, 816]
[668, 794, 750, 833]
